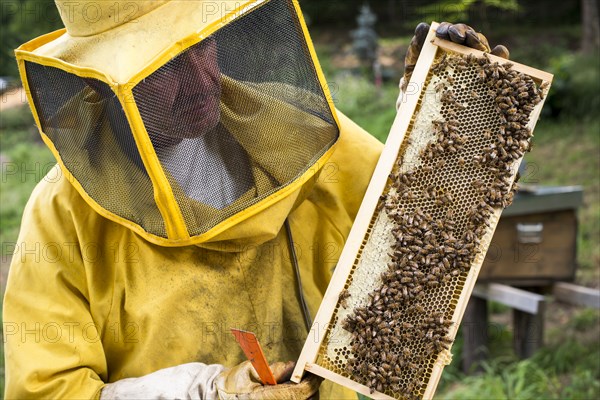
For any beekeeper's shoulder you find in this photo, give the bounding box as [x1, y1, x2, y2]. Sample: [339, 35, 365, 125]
[331, 108, 383, 189]
[309, 109, 382, 222]
[334, 109, 383, 167]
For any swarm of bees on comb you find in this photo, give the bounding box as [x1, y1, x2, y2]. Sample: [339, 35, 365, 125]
[337, 52, 546, 399]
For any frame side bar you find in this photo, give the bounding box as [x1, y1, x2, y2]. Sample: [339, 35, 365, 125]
[292, 24, 441, 384]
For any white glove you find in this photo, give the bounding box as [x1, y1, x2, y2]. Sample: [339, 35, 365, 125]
[100, 363, 225, 400]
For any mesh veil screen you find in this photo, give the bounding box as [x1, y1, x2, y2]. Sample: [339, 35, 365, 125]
[133, 0, 339, 236]
[25, 62, 167, 237]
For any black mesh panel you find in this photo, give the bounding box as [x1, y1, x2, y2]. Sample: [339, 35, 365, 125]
[133, 0, 339, 236]
[25, 62, 167, 237]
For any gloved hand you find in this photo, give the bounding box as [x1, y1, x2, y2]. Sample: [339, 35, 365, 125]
[398, 22, 510, 108]
[215, 360, 322, 400]
[99, 360, 321, 399]
[99, 362, 226, 399]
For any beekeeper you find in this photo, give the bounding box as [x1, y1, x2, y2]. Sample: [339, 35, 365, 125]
[3, 0, 507, 398]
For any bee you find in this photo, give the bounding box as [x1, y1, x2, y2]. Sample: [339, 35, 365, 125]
[437, 53, 447, 66]
[478, 68, 487, 80]
[455, 63, 469, 72]
[447, 119, 460, 129]
[519, 139, 530, 151]
[435, 81, 447, 93]
[402, 190, 415, 200]
[401, 321, 414, 329]
[440, 90, 456, 103]
[455, 102, 467, 110]
[355, 314, 366, 325]
[422, 164, 434, 173]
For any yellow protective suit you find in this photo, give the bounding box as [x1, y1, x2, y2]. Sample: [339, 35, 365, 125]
[3, 110, 383, 398]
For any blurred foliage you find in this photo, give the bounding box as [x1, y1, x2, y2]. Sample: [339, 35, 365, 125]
[0, 103, 35, 131]
[545, 53, 600, 119]
[299, 0, 580, 33]
[504, 25, 582, 70]
[331, 74, 398, 143]
[0, 107, 53, 257]
[571, 308, 600, 331]
[0, 0, 585, 77]
[1, 0, 63, 77]
[415, 0, 519, 27]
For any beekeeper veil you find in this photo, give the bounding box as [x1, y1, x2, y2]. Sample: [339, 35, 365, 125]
[16, 0, 340, 246]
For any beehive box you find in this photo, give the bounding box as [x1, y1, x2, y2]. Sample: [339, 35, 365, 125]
[292, 23, 553, 400]
[479, 185, 583, 284]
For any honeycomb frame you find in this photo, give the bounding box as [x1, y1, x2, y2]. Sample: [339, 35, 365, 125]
[292, 23, 553, 400]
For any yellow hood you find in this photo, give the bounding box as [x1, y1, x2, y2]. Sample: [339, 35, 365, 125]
[15, 0, 341, 248]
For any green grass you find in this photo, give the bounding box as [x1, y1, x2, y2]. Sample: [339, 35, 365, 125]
[437, 309, 600, 400]
[0, 116, 54, 258]
[333, 76, 399, 142]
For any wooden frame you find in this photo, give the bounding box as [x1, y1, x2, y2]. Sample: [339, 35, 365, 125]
[292, 22, 553, 400]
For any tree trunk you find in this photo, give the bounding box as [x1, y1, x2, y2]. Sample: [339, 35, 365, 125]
[581, 0, 600, 53]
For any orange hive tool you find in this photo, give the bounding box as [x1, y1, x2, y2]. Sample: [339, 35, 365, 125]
[230, 328, 277, 385]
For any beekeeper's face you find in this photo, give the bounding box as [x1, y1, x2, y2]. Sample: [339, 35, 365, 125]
[135, 38, 221, 146]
